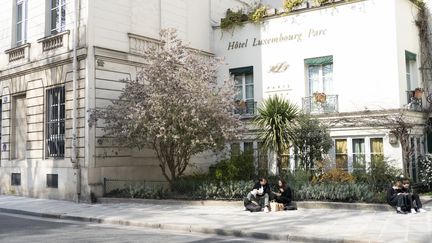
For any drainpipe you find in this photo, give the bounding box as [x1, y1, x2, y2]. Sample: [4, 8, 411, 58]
[72, 0, 81, 203]
[159, 0, 162, 31]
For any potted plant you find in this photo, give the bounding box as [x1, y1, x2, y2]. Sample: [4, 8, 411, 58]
[313, 92, 327, 103]
[414, 88, 424, 99]
[249, 5, 268, 23]
[315, 0, 333, 7]
[283, 0, 305, 13]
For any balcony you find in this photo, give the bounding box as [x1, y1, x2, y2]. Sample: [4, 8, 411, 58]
[406, 90, 423, 111]
[4, 43, 30, 62]
[302, 94, 338, 114]
[234, 100, 257, 117]
[37, 30, 70, 52]
[128, 33, 160, 56]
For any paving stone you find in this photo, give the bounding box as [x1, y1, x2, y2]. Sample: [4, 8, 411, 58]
[0, 195, 430, 242]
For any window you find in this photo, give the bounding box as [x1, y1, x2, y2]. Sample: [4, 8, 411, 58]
[352, 139, 365, 172]
[12, 95, 27, 160]
[370, 138, 384, 163]
[46, 87, 65, 158]
[405, 51, 418, 92]
[230, 67, 254, 115]
[50, 0, 66, 34]
[11, 173, 21, 186]
[230, 143, 240, 157]
[305, 56, 333, 95]
[335, 139, 348, 170]
[243, 142, 253, 156]
[16, 0, 28, 46]
[46, 174, 58, 188]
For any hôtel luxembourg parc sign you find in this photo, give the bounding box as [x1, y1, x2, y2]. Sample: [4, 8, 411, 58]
[226, 28, 327, 51]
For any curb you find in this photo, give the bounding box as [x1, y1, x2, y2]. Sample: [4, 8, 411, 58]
[0, 207, 378, 243]
[98, 197, 243, 207]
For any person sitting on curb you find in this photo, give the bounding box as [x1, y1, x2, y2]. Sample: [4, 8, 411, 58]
[387, 180, 412, 214]
[245, 178, 271, 213]
[401, 178, 427, 213]
[272, 178, 294, 210]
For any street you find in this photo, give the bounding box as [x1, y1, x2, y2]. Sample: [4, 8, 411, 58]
[0, 213, 283, 243]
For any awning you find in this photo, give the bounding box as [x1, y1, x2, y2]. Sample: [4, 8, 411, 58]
[405, 51, 417, 61]
[304, 55, 333, 65]
[229, 66, 253, 75]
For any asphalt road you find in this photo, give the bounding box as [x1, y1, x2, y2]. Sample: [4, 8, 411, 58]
[0, 213, 286, 243]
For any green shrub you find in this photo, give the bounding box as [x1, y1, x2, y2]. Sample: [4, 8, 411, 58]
[208, 152, 255, 181]
[317, 168, 356, 183]
[283, 0, 304, 12]
[418, 155, 432, 190]
[295, 183, 380, 203]
[220, 9, 249, 31]
[353, 159, 401, 191]
[104, 183, 168, 199]
[283, 169, 312, 190]
[249, 5, 267, 23]
[172, 179, 254, 200]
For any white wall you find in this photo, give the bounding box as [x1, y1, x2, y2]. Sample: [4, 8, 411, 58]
[214, 0, 420, 112]
[395, 0, 421, 107]
[0, 0, 88, 68]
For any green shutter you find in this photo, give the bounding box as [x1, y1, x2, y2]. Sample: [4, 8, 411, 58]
[304, 55, 333, 65]
[405, 51, 417, 61]
[229, 66, 253, 75]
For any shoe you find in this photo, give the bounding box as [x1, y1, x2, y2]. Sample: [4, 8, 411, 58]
[396, 209, 407, 214]
[418, 208, 427, 213]
[263, 207, 269, 213]
[411, 208, 417, 214]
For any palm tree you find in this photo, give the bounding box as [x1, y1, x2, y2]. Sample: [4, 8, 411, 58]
[254, 95, 298, 175]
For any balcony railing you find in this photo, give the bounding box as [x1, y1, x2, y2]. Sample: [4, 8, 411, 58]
[406, 90, 423, 111]
[128, 33, 160, 56]
[4, 43, 30, 62]
[37, 30, 69, 52]
[302, 94, 338, 114]
[234, 100, 257, 117]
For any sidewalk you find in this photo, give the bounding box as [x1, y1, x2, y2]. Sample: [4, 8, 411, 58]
[0, 195, 431, 243]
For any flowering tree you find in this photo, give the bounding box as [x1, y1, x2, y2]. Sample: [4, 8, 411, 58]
[96, 29, 241, 186]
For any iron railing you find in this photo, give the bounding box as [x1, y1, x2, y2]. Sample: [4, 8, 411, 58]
[234, 100, 257, 117]
[46, 86, 65, 158]
[302, 94, 338, 114]
[103, 178, 168, 197]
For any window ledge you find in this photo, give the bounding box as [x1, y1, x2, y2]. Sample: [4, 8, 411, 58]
[37, 30, 70, 52]
[4, 43, 31, 62]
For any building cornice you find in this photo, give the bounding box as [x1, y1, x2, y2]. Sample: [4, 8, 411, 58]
[0, 47, 87, 81]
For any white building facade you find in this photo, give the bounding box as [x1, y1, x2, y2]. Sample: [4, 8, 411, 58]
[0, 0, 431, 201]
[214, 0, 432, 178]
[0, 0, 249, 201]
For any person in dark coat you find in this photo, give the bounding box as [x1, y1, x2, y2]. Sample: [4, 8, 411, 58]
[387, 180, 411, 214]
[245, 178, 271, 212]
[401, 179, 427, 213]
[272, 178, 292, 206]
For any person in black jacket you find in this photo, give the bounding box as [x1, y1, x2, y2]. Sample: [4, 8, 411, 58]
[401, 179, 427, 213]
[387, 180, 411, 214]
[272, 178, 292, 206]
[245, 178, 271, 212]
